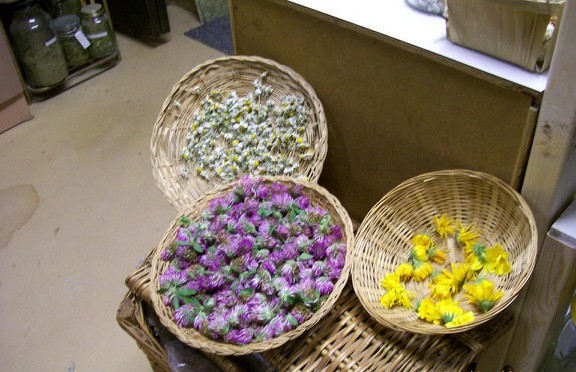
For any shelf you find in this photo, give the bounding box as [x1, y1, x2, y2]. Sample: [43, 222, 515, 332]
[288, 0, 549, 95]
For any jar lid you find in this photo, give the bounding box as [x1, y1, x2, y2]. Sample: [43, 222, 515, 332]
[53, 14, 80, 32]
[12, 0, 39, 9]
[81, 3, 103, 17]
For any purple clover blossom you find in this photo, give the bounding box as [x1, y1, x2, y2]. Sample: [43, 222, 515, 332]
[243, 254, 258, 271]
[257, 219, 272, 236]
[298, 268, 314, 280]
[254, 248, 270, 261]
[261, 260, 276, 275]
[281, 242, 299, 260]
[171, 256, 192, 270]
[290, 184, 304, 197]
[174, 304, 198, 327]
[273, 276, 289, 291]
[254, 302, 275, 323]
[225, 328, 254, 345]
[242, 199, 261, 216]
[234, 303, 252, 323]
[256, 184, 271, 200]
[326, 242, 347, 260]
[205, 272, 226, 291]
[161, 244, 177, 261]
[324, 261, 343, 281]
[273, 223, 290, 240]
[261, 280, 276, 295]
[278, 286, 297, 307]
[269, 250, 285, 265]
[306, 206, 328, 223]
[315, 276, 335, 295]
[268, 314, 293, 336]
[206, 312, 230, 336]
[212, 290, 236, 308]
[291, 303, 313, 324]
[297, 277, 316, 293]
[310, 240, 328, 260]
[331, 225, 343, 240]
[193, 311, 208, 332]
[237, 176, 258, 196]
[198, 253, 222, 272]
[209, 196, 231, 214]
[311, 261, 326, 277]
[159, 267, 188, 288]
[295, 195, 310, 209]
[270, 182, 289, 195]
[271, 192, 293, 212]
[225, 309, 240, 328]
[280, 260, 299, 284]
[294, 235, 311, 250]
[257, 323, 276, 341]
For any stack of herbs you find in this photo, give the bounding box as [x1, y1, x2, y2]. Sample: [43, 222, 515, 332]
[158, 177, 346, 344]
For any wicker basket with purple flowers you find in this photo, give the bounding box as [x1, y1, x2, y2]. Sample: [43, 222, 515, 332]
[149, 176, 354, 355]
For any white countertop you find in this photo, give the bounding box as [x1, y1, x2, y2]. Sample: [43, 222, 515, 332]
[289, 0, 549, 93]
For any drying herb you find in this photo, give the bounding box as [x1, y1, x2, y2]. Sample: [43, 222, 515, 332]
[158, 177, 347, 344]
[379, 214, 511, 328]
[180, 73, 317, 182]
[59, 35, 91, 67]
[22, 40, 68, 87]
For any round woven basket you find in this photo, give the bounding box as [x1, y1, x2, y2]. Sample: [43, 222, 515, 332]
[149, 176, 354, 355]
[352, 169, 538, 334]
[151, 56, 328, 211]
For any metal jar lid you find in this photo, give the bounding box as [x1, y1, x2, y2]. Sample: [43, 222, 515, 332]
[80, 3, 103, 17]
[53, 14, 80, 33]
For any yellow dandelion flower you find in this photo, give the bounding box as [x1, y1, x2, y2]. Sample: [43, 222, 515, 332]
[436, 298, 465, 325]
[379, 286, 415, 309]
[394, 263, 414, 282]
[380, 273, 402, 290]
[429, 279, 454, 300]
[410, 244, 429, 262]
[434, 214, 456, 238]
[411, 233, 433, 249]
[484, 244, 512, 275]
[428, 246, 446, 264]
[451, 262, 472, 286]
[445, 311, 475, 327]
[464, 279, 504, 313]
[465, 243, 488, 272]
[455, 223, 480, 247]
[417, 298, 442, 325]
[413, 260, 434, 282]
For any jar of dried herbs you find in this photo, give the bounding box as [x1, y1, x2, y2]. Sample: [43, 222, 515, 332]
[54, 14, 91, 67]
[80, 3, 116, 59]
[52, 0, 82, 17]
[9, 0, 68, 88]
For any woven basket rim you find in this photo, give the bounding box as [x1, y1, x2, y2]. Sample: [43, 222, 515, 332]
[150, 55, 328, 212]
[352, 169, 538, 334]
[149, 176, 354, 355]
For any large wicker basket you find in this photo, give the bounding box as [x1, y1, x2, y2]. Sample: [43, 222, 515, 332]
[151, 56, 328, 211]
[352, 169, 538, 334]
[149, 176, 354, 355]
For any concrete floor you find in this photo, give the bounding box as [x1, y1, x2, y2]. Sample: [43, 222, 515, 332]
[0, 6, 224, 371]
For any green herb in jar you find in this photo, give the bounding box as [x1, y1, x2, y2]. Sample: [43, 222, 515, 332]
[22, 39, 69, 87]
[54, 14, 91, 67]
[80, 3, 116, 58]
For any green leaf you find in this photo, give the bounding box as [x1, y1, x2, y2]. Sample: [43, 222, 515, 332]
[238, 287, 255, 299]
[289, 209, 297, 222]
[176, 288, 197, 296]
[173, 297, 180, 310]
[175, 240, 190, 246]
[192, 241, 204, 253]
[156, 288, 168, 295]
[179, 216, 191, 226]
[287, 314, 299, 327]
[258, 207, 273, 218]
[190, 297, 202, 308]
[298, 252, 314, 261]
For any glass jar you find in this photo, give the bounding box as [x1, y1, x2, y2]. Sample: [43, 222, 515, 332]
[52, 0, 81, 17]
[54, 14, 91, 67]
[9, 0, 69, 88]
[80, 3, 116, 59]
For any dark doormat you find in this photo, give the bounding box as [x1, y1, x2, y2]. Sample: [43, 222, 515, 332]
[185, 16, 233, 55]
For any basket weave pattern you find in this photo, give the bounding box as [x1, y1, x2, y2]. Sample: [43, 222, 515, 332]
[119, 250, 514, 372]
[352, 169, 538, 334]
[148, 176, 354, 355]
[150, 56, 328, 211]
